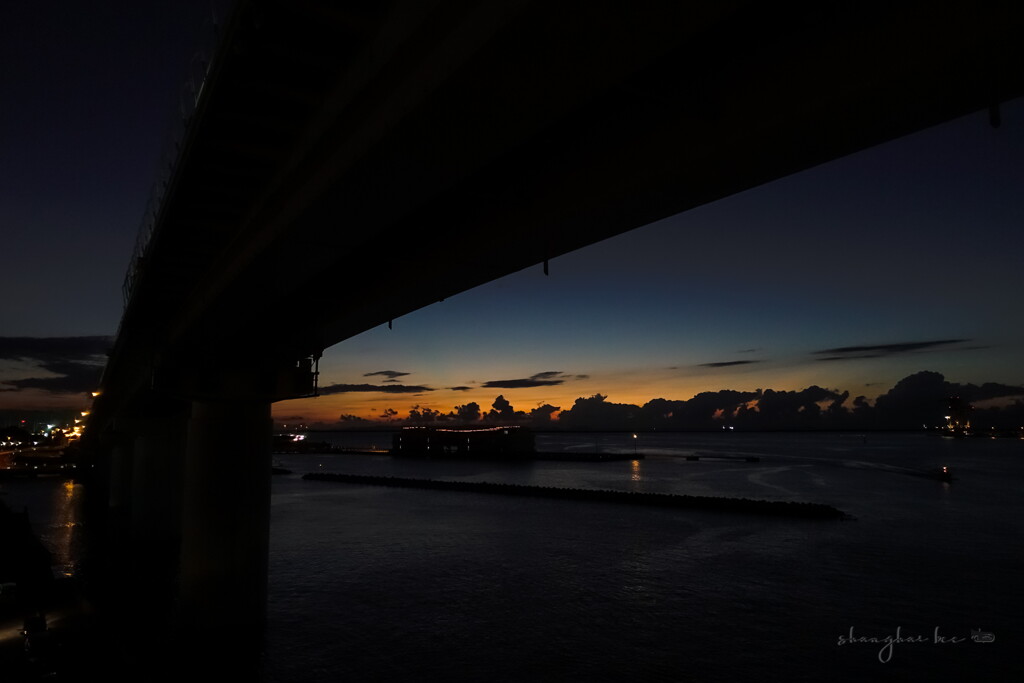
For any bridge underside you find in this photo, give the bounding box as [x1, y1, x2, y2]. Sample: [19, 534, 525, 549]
[99, 0, 1023, 406]
[81, 0, 1024, 667]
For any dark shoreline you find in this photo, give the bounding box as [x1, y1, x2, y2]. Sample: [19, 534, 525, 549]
[302, 472, 849, 520]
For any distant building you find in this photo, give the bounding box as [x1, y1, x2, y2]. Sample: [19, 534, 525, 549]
[944, 396, 972, 437]
[392, 426, 534, 458]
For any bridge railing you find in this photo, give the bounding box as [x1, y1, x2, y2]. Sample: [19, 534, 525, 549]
[120, 0, 235, 311]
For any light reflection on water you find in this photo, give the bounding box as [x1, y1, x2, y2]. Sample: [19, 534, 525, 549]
[51, 480, 83, 577]
[630, 458, 642, 484]
[0, 477, 86, 578]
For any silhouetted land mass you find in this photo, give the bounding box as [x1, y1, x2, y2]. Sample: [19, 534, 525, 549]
[303, 472, 849, 520]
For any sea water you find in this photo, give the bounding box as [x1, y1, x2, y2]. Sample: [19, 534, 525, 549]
[2, 432, 1019, 681]
[263, 432, 1024, 682]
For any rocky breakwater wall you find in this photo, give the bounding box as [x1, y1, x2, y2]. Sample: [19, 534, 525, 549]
[302, 472, 848, 520]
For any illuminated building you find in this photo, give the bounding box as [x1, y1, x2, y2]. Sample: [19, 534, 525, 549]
[943, 396, 972, 437]
[392, 426, 534, 458]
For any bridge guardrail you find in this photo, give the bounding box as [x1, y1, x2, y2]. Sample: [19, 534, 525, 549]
[120, 0, 235, 312]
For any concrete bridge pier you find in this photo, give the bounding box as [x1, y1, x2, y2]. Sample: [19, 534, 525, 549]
[81, 411, 188, 634]
[105, 435, 135, 547]
[128, 414, 187, 602]
[129, 417, 186, 547]
[178, 398, 274, 660]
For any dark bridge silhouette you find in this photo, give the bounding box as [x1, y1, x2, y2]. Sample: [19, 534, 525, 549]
[81, 0, 1022, 663]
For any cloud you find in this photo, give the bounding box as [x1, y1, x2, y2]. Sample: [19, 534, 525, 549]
[0, 336, 111, 396]
[483, 378, 563, 389]
[699, 360, 761, 368]
[448, 386, 472, 392]
[0, 336, 112, 361]
[319, 383, 434, 395]
[481, 371, 583, 389]
[813, 339, 970, 360]
[5, 366, 104, 394]
[454, 402, 481, 422]
[529, 403, 560, 423]
[557, 394, 640, 430]
[322, 370, 1024, 432]
[962, 381, 1024, 402]
[363, 370, 410, 380]
[487, 395, 520, 420]
[407, 405, 451, 423]
[529, 371, 563, 381]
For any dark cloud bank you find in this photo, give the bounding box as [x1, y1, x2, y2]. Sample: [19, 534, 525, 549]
[812, 339, 971, 362]
[696, 338, 971, 370]
[325, 371, 1024, 432]
[319, 383, 433, 395]
[482, 371, 585, 389]
[363, 370, 410, 384]
[699, 360, 760, 368]
[0, 336, 110, 395]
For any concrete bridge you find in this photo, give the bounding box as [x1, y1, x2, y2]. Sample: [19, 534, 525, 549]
[81, 0, 1022, 664]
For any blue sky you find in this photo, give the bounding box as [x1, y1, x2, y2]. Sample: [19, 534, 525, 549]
[2, 1, 216, 339]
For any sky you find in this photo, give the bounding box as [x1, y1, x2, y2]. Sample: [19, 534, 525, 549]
[2, 3, 1023, 427]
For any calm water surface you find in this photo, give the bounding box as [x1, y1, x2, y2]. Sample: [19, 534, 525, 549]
[264, 432, 1024, 682]
[2, 432, 1019, 680]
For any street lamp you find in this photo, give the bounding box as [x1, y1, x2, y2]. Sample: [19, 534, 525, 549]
[632, 433, 637, 457]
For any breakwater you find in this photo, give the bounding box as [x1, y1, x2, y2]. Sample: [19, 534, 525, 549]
[394, 451, 642, 462]
[302, 472, 848, 520]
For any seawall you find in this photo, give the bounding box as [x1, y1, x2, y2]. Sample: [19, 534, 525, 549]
[302, 472, 848, 520]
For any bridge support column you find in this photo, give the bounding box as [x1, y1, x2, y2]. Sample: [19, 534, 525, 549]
[106, 437, 135, 546]
[129, 416, 187, 602]
[179, 398, 272, 654]
[130, 418, 185, 544]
